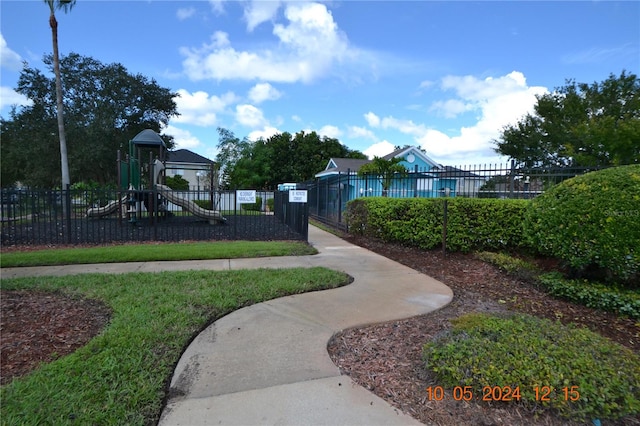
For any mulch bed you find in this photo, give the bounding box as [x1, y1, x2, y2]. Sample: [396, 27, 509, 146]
[0, 290, 111, 386]
[327, 235, 639, 426]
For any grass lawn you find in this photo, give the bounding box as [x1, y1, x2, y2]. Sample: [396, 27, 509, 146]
[0, 267, 350, 425]
[0, 240, 316, 268]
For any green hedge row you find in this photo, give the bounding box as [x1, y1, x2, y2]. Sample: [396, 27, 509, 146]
[345, 197, 530, 253]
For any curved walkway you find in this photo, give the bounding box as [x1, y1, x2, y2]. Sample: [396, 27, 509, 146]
[2, 225, 453, 425]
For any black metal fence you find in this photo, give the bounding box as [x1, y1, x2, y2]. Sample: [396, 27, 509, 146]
[0, 187, 308, 247]
[304, 162, 609, 230]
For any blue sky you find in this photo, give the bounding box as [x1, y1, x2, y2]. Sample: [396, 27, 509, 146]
[1, 1, 638, 167]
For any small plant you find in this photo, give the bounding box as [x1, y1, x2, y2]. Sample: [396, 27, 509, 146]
[423, 313, 640, 422]
[537, 272, 640, 319]
[475, 251, 539, 282]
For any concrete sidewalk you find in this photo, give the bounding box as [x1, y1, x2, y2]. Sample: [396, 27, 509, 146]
[2, 225, 453, 425]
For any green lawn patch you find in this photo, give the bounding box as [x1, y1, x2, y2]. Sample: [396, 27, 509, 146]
[1, 267, 349, 424]
[423, 312, 640, 422]
[0, 240, 316, 268]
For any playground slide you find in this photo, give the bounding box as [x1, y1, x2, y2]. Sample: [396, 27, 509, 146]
[156, 184, 226, 224]
[86, 196, 128, 218]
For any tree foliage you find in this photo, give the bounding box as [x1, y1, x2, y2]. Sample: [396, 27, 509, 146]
[215, 128, 366, 189]
[494, 71, 640, 167]
[358, 156, 407, 196]
[1, 53, 178, 188]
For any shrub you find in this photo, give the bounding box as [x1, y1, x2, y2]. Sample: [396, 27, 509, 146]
[345, 197, 529, 252]
[524, 165, 640, 285]
[241, 196, 262, 212]
[475, 251, 539, 282]
[266, 197, 274, 212]
[423, 313, 640, 422]
[164, 175, 190, 191]
[194, 199, 212, 210]
[537, 272, 640, 319]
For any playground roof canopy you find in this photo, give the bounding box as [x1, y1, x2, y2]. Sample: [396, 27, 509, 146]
[131, 129, 166, 148]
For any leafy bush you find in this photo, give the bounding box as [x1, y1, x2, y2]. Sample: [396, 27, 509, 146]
[475, 251, 539, 282]
[538, 272, 640, 319]
[345, 197, 529, 252]
[524, 165, 640, 285]
[194, 199, 212, 210]
[164, 175, 190, 190]
[266, 197, 274, 212]
[423, 313, 640, 422]
[241, 196, 262, 212]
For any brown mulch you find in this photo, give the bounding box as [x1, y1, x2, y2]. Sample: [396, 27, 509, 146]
[0, 290, 111, 385]
[327, 235, 640, 426]
[1, 235, 639, 425]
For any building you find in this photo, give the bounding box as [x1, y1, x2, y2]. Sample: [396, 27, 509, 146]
[165, 149, 215, 191]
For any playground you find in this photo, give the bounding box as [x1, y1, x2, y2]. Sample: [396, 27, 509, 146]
[1, 130, 308, 246]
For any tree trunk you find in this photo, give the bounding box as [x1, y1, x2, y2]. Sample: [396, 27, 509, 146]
[50, 11, 70, 193]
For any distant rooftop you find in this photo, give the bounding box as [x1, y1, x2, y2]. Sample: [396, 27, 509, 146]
[166, 149, 213, 165]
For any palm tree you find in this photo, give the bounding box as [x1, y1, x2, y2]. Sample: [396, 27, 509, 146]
[358, 156, 407, 197]
[45, 0, 75, 192]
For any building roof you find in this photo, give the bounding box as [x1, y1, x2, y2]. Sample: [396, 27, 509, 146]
[383, 146, 441, 168]
[166, 149, 213, 165]
[315, 158, 371, 178]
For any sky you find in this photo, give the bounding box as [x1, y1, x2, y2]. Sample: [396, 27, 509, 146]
[1, 1, 638, 168]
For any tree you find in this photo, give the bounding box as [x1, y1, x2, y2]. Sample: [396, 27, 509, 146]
[215, 128, 366, 189]
[1, 53, 178, 187]
[358, 156, 407, 196]
[494, 71, 640, 168]
[45, 0, 75, 190]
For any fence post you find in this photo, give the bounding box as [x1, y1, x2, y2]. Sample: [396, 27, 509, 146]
[65, 184, 72, 244]
[509, 159, 515, 199]
[442, 198, 448, 253]
[233, 189, 237, 240]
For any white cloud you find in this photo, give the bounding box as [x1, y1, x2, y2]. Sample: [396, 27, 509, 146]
[0, 86, 32, 111]
[363, 141, 395, 159]
[318, 124, 341, 139]
[291, 114, 302, 122]
[177, 7, 196, 21]
[236, 104, 268, 128]
[367, 71, 547, 163]
[248, 83, 282, 104]
[429, 99, 474, 119]
[244, 1, 283, 31]
[348, 126, 377, 141]
[172, 89, 238, 126]
[165, 125, 202, 150]
[209, 0, 225, 14]
[180, 2, 357, 83]
[364, 111, 380, 127]
[248, 126, 281, 141]
[1, 34, 23, 71]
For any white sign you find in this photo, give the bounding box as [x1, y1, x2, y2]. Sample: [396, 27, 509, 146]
[289, 190, 307, 203]
[236, 190, 256, 204]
